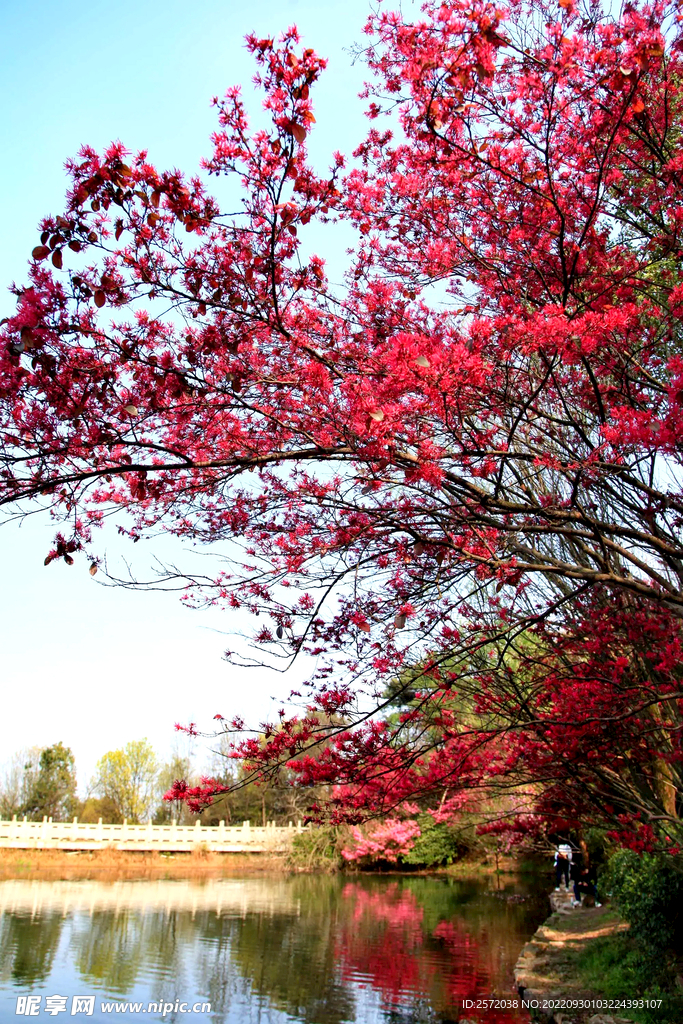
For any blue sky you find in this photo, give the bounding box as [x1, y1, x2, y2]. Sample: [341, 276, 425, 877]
[0, 0, 389, 787]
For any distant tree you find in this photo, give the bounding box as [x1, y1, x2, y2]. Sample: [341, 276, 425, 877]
[20, 742, 77, 821]
[0, 750, 30, 818]
[76, 795, 122, 824]
[184, 738, 327, 827]
[94, 739, 158, 823]
[153, 752, 193, 823]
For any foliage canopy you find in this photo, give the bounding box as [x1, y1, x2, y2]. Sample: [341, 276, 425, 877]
[2, 0, 683, 845]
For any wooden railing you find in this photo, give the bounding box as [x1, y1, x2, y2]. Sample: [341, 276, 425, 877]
[0, 816, 306, 852]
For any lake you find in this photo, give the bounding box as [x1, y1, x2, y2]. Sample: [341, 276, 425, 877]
[0, 873, 548, 1023]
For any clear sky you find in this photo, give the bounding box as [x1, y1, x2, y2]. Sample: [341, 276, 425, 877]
[0, 0, 387, 788]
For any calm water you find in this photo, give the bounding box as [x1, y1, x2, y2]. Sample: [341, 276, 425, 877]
[0, 874, 547, 1023]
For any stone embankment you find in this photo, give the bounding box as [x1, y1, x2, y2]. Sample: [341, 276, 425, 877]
[514, 886, 634, 1024]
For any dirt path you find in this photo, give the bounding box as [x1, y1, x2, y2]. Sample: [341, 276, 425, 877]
[514, 888, 635, 1024]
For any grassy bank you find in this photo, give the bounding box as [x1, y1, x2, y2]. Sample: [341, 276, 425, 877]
[0, 842, 540, 881]
[0, 847, 287, 881]
[287, 820, 544, 875]
[516, 895, 683, 1024]
[570, 911, 683, 1024]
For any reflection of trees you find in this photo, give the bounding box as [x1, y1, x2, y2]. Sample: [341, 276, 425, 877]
[195, 875, 545, 1024]
[0, 912, 64, 986]
[335, 878, 546, 1023]
[71, 912, 145, 993]
[0, 875, 548, 1023]
[186, 917, 243, 1023]
[198, 877, 356, 1024]
[337, 882, 428, 1002]
[70, 910, 198, 997]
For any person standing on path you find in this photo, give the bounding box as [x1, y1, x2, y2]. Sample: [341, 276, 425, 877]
[570, 839, 601, 907]
[554, 841, 572, 890]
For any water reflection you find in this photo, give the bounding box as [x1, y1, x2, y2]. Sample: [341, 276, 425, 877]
[0, 912, 63, 987]
[0, 875, 547, 1022]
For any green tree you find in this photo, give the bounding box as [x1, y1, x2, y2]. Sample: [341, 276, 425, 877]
[77, 795, 122, 824]
[20, 742, 77, 821]
[94, 740, 159, 823]
[153, 753, 193, 824]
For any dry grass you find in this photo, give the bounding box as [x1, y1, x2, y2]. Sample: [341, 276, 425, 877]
[0, 847, 288, 881]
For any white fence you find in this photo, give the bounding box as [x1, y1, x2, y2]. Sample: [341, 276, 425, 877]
[0, 816, 306, 853]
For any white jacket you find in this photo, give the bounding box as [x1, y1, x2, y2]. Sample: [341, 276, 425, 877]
[554, 843, 573, 863]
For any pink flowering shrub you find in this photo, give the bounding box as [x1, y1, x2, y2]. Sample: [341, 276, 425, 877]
[342, 819, 422, 863]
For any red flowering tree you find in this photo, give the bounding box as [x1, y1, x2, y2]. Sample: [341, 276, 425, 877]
[1, 1, 682, 845]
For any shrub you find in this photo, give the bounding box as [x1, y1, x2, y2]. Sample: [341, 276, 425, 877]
[605, 850, 683, 958]
[288, 826, 344, 872]
[598, 849, 683, 1018]
[341, 819, 422, 865]
[401, 816, 466, 867]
